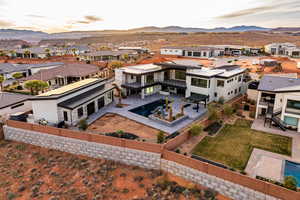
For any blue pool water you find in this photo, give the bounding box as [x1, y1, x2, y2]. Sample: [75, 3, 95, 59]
[284, 160, 300, 187]
[129, 99, 167, 117]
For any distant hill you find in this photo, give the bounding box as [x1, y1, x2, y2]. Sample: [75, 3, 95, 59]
[1, 26, 300, 43]
[271, 27, 300, 32]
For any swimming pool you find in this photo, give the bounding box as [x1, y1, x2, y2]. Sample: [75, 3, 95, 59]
[129, 99, 167, 117]
[284, 160, 300, 187]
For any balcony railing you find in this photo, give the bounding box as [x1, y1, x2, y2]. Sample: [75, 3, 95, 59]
[285, 107, 300, 115]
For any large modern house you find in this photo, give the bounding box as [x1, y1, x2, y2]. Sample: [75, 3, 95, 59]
[0, 92, 32, 117]
[160, 46, 225, 58]
[264, 43, 300, 57]
[115, 62, 248, 103]
[255, 75, 300, 132]
[29, 78, 114, 126]
[78, 50, 138, 62]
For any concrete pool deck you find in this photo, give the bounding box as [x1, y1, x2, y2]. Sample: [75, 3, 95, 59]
[86, 94, 207, 134]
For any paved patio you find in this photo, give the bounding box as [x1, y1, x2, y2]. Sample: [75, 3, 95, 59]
[245, 119, 300, 181]
[87, 94, 207, 134]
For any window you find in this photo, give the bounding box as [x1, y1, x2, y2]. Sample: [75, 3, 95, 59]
[146, 87, 154, 94]
[284, 116, 298, 126]
[11, 103, 24, 109]
[228, 92, 230, 95]
[187, 51, 192, 56]
[238, 75, 242, 82]
[146, 74, 154, 84]
[203, 52, 207, 57]
[107, 91, 112, 100]
[214, 92, 218, 97]
[239, 87, 241, 92]
[217, 80, 224, 87]
[98, 97, 105, 109]
[235, 89, 237, 94]
[175, 70, 186, 80]
[193, 52, 201, 57]
[191, 78, 208, 88]
[77, 107, 83, 118]
[63, 111, 68, 122]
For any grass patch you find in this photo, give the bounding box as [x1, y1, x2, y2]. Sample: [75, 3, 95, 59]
[192, 119, 292, 170]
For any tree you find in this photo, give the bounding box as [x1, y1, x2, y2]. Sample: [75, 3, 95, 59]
[24, 80, 48, 95]
[157, 131, 165, 144]
[189, 125, 203, 137]
[0, 50, 7, 57]
[44, 48, 51, 57]
[78, 119, 88, 130]
[24, 50, 31, 58]
[109, 61, 124, 70]
[0, 75, 4, 91]
[12, 72, 23, 85]
[71, 48, 77, 56]
[284, 176, 297, 191]
[223, 104, 234, 117]
[122, 54, 129, 61]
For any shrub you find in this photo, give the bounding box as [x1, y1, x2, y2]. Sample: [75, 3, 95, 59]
[78, 119, 88, 130]
[223, 104, 234, 117]
[208, 105, 219, 121]
[7, 192, 16, 200]
[175, 149, 181, 154]
[116, 130, 124, 137]
[218, 96, 225, 105]
[284, 176, 297, 191]
[189, 125, 203, 137]
[233, 103, 241, 111]
[157, 131, 165, 144]
[16, 85, 23, 90]
[249, 111, 256, 118]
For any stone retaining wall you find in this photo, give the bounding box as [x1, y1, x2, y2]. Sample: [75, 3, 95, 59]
[3, 126, 161, 170]
[161, 159, 278, 200]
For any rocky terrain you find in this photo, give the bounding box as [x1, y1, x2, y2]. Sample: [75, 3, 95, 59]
[0, 140, 227, 200]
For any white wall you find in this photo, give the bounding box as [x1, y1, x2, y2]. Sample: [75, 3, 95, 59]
[0, 101, 32, 118]
[160, 49, 183, 56]
[32, 100, 59, 124]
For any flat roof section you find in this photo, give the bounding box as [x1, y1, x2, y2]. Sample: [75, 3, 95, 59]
[38, 78, 100, 97]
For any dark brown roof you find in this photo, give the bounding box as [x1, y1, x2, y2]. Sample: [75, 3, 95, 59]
[23, 63, 100, 81]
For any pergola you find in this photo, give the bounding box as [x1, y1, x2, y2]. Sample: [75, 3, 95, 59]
[185, 93, 208, 112]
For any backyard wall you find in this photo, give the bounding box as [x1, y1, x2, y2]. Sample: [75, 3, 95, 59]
[3, 120, 300, 200]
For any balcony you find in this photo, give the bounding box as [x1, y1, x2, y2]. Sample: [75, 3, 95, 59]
[160, 79, 187, 89]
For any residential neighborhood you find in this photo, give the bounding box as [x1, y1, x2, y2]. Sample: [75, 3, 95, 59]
[1, 1, 300, 199]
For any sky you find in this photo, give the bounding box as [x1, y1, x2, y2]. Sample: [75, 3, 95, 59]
[0, 0, 300, 33]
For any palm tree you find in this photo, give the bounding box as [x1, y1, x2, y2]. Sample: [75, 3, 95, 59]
[0, 75, 4, 91]
[71, 48, 77, 56]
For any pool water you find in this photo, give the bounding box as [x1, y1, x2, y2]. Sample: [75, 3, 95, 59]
[284, 160, 300, 187]
[129, 99, 167, 117]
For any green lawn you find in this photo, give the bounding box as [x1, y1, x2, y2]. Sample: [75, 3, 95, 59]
[192, 119, 292, 170]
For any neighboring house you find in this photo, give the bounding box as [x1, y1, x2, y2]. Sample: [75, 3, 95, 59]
[30, 78, 114, 126]
[255, 75, 300, 132]
[212, 45, 261, 56]
[118, 47, 149, 54]
[79, 50, 138, 62]
[0, 92, 32, 117]
[264, 43, 300, 57]
[22, 63, 102, 89]
[160, 46, 225, 58]
[115, 62, 248, 102]
[0, 62, 64, 79]
[15, 47, 49, 59]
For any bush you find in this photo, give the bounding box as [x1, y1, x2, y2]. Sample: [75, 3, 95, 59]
[249, 111, 256, 118]
[284, 176, 297, 191]
[157, 131, 165, 144]
[233, 103, 241, 111]
[16, 85, 23, 90]
[189, 125, 203, 137]
[175, 149, 181, 153]
[208, 105, 219, 121]
[78, 119, 88, 130]
[223, 104, 234, 117]
[218, 96, 224, 105]
[116, 130, 124, 136]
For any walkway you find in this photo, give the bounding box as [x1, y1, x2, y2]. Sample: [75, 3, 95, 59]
[87, 94, 207, 134]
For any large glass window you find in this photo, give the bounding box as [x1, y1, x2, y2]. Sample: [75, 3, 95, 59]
[77, 107, 83, 118]
[146, 87, 154, 94]
[217, 80, 224, 87]
[191, 78, 208, 88]
[286, 100, 300, 114]
[193, 52, 201, 57]
[175, 70, 186, 80]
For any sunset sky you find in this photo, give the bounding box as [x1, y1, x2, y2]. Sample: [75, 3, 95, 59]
[0, 0, 299, 33]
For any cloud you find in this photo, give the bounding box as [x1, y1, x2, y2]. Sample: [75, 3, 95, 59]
[0, 19, 13, 27]
[75, 15, 103, 24]
[26, 14, 46, 19]
[217, 0, 300, 19]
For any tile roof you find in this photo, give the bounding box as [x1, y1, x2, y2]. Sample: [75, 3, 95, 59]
[23, 63, 100, 81]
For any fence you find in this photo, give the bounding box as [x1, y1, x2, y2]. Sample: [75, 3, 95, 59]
[4, 120, 300, 200]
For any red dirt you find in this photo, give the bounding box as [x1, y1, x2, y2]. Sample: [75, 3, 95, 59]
[0, 140, 230, 200]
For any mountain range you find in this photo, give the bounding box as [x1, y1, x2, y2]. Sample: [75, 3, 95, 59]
[0, 25, 299, 42]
